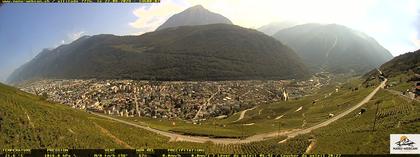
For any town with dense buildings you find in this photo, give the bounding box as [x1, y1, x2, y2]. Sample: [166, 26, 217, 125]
[17, 73, 331, 121]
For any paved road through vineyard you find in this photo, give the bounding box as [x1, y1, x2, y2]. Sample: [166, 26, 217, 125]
[92, 79, 387, 144]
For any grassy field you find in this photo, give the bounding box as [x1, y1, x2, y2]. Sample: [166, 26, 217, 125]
[311, 89, 420, 154]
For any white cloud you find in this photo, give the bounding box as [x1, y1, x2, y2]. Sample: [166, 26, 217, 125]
[53, 31, 86, 48]
[68, 31, 86, 42]
[407, 0, 419, 15]
[185, 0, 378, 28]
[129, 0, 380, 30]
[129, 0, 187, 35]
[387, 42, 418, 56]
[412, 31, 420, 47]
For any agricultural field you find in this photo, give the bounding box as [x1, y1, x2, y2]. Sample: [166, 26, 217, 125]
[1, 75, 403, 154]
[311, 89, 420, 154]
[0, 82, 311, 154]
[385, 72, 416, 92]
[0, 83, 169, 148]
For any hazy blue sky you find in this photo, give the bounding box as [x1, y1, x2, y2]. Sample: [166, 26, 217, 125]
[0, 0, 419, 82]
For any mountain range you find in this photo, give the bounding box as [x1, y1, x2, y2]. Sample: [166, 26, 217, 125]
[377, 49, 419, 77]
[365, 49, 419, 79]
[273, 23, 393, 74]
[7, 24, 309, 83]
[257, 21, 298, 35]
[8, 5, 396, 83]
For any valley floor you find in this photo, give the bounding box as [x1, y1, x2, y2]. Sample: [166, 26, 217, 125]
[1, 75, 419, 154]
[91, 78, 386, 144]
[17, 79, 323, 121]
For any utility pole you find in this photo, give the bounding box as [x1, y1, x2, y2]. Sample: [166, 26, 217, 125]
[372, 101, 380, 132]
[213, 121, 216, 137]
[241, 124, 244, 140]
[277, 121, 280, 138]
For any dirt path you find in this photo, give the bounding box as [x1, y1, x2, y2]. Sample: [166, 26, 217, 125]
[233, 106, 258, 122]
[92, 79, 387, 144]
[301, 113, 306, 128]
[67, 128, 75, 134]
[23, 109, 35, 128]
[305, 139, 316, 153]
[274, 114, 284, 120]
[258, 109, 263, 115]
[93, 122, 133, 148]
[279, 78, 387, 142]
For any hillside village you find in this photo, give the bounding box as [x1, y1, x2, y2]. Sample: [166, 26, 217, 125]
[17, 73, 331, 121]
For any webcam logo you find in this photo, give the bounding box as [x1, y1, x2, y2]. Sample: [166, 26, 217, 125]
[395, 136, 415, 147]
[390, 134, 420, 154]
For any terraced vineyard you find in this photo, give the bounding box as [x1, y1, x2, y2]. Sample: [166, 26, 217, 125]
[207, 135, 310, 154]
[0, 82, 311, 153]
[311, 89, 420, 153]
[386, 72, 416, 92]
[0, 76, 403, 154]
[169, 135, 310, 154]
[376, 101, 414, 119]
[0, 83, 171, 148]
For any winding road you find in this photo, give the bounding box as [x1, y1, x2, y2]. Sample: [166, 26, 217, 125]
[279, 78, 387, 142]
[232, 106, 258, 123]
[92, 79, 387, 144]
